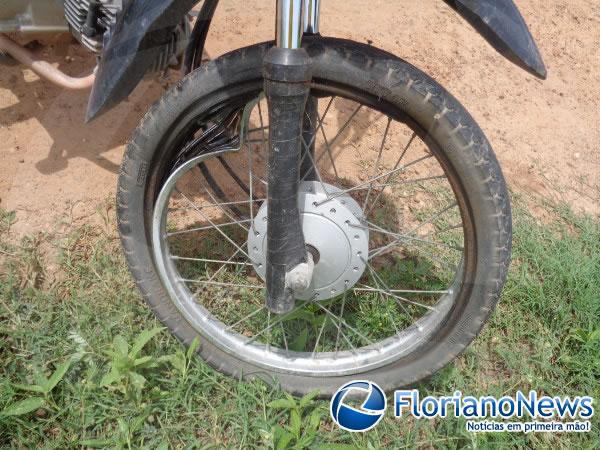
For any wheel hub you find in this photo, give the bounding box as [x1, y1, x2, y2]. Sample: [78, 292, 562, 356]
[248, 181, 369, 301]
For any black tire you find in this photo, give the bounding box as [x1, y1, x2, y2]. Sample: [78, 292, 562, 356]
[117, 37, 511, 396]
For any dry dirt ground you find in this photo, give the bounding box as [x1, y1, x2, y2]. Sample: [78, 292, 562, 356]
[1, 0, 599, 236]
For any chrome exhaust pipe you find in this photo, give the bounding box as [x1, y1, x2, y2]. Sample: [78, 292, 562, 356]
[0, 33, 95, 90]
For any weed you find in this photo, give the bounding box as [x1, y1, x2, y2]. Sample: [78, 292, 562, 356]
[268, 391, 324, 449]
[100, 327, 168, 400]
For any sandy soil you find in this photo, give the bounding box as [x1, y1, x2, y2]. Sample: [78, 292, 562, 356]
[1, 0, 599, 236]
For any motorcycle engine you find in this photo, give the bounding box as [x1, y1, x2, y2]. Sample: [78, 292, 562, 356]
[63, 0, 124, 52]
[63, 0, 188, 71]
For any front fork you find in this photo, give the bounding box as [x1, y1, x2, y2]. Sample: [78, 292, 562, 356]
[263, 0, 319, 313]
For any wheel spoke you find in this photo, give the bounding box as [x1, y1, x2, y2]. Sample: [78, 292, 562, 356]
[266, 309, 272, 350]
[406, 245, 459, 273]
[299, 96, 336, 179]
[170, 198, 266, 212]
[167, 219, 253, 237]
[363, 117, 392, 213]
[311, 316, 329, 357]
[369, 201, 459, 260]
[177, 189, 251, 260]
[181, 279, 264, 289]
[365, 132, 417, 216]
[326, 104, 362, 150]
[226, 305, 267, 331]
[245, 300, 311, 345]
[318, 175, 446, 196]
[301, 101, 361, 181]
[257, 101, 269, 152]
[356, 220, 464, 252]
[365, 258, 437, 312]
[363, 264, 402, 333]
[314, 154, 434, 207]
[302, 136, 331, 196]
[203, 239, 249, 285]
[410, 202, 459, 235]
[279, 322, 289, 353]
[333, 321, 358, 355]
[316, 111, 340, 182]
[171, 256, 252, 266]
[248, 124, 256, 232]
[354, 286, 450, 295]
[434, 223, 463, 235]
[312, 301, 375, 346]
[363, 258, 411, 318]
[198, 178, 250, 231]
[334, 285, 348, 354]
[355, 285, 437, 311]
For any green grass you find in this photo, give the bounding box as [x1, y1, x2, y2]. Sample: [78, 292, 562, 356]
[0, 202, 599, 449]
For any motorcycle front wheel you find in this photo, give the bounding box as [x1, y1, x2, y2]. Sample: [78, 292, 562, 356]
[117, 37, 511, 396]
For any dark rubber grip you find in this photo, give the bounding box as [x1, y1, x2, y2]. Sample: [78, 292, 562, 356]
[263, 46, 312, 314]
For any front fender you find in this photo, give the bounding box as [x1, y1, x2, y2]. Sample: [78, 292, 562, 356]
[86, 0, 198, 121]
[443, 0, 547, 79]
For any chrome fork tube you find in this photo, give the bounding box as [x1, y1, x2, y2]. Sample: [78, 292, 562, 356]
[275, 0, 321, 47]
[303, 0, 320, 34]
[276, 0, 304, 49]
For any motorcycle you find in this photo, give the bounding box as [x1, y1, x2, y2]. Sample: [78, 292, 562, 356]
[1, 0, 546, 396]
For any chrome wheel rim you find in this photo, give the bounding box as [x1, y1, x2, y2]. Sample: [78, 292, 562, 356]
[151, 92, 469, 377]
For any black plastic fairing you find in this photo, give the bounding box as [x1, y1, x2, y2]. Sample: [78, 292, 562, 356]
[86, 0, 198, 121]
[443, 0, 547, 79]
